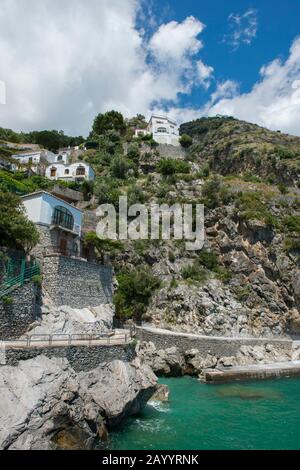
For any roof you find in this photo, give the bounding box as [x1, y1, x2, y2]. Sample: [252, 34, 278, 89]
[12, 151, 42, 157]
[21, 191, 83, 213]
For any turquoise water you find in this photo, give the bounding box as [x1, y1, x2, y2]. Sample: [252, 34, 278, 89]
[108, 377, 300, 450]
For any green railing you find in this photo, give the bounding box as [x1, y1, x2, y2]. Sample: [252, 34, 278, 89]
[0, 258, 40, 298]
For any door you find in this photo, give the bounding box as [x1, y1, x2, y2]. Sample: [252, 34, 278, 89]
[59, 238, 67, 255]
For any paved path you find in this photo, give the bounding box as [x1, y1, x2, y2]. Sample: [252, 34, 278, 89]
[201, 360, 300, 384]
[138, 325, 294, 344]
[2, 330, 132, 350]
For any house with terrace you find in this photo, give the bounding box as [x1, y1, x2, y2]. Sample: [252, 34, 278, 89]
[135, 114, 180, 146]
[22, 191, 83, 258]
[45, 162, 95, 183]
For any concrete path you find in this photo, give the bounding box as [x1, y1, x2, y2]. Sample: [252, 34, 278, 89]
[138, 324, 294, 345]
[1, 331, 132, 350]
[201, 361, 300, 384]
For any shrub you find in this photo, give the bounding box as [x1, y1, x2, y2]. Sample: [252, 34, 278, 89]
[157, 159, 190, 176]
[179, 134, 193, 148]
[235, 191, 277, 227]
[201, 176, 231, 209]
[283, 215, 300, 234]
[2, 296, 13, 306]
[110, 155, 129, 179]
[181, 263, 208, 283]
[127, 144, 140, 163]
[114, 266, 161, 321]
[127, 185, 145, 205]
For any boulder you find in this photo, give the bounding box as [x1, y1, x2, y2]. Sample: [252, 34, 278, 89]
[151, 384, 170, 402]
[0, 355, 157, 449]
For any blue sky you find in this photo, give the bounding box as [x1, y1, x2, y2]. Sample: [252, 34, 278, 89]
[0, 0, 300, 136]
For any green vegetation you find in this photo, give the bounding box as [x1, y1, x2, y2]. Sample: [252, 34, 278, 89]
[0, 190, 39, 252]
[179, 134, 193, 148]
[182, 249, 231, 284]
[157, 158, 190, 176]
[91, 111, 126, 138]
[201, 176, 231, 209]
[235, 191, 277, 227]
[83, 232, 124, 262]
[114, 266, 161, 321]
[0, 127, 84, 152]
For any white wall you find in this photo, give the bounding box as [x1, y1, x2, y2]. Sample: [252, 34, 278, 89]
[45, 162, 95, 181]
[22, 192, 83, 235]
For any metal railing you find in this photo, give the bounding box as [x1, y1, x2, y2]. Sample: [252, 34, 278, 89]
[4, 329, 136, 348]
[0, 259, 40, 299]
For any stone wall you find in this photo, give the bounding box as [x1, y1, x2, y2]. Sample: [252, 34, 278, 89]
[136, 327, 293, 356]
[4, 343, 135, 372]
[42, 255, 113, 308]
[0, 282, 39, 340]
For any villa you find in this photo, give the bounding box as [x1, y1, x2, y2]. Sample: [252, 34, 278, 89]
[22, 191, 83, 257]
[45, 162, 95, 183]
[135, 114, 180, 146]
[11, 150, 57, 174]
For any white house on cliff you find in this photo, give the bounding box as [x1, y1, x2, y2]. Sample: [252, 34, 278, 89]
[22, 191, 83, 257]
[135, 114, 180, 146]
[45, 162, 95, 183]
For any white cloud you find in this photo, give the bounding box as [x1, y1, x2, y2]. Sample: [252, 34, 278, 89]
[224, 8, 258, 50]
[0, 1, 208, 136]
[205, 37, 300, 135]
[196, 60, 214, 89]
[149, 16, 204, 63]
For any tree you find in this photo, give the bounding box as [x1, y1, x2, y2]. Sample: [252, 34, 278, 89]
[114, 266, 161, 321]
[0, 190, 39, 252]
[110, 155, 129, 179]
[91, 111, 126, 137]
[179, 134, 193, 148]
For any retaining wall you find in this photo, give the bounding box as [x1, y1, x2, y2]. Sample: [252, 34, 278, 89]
[4, 343, 135, 372]
[136, 327, 293, 356]
[42, 254, 113, 308]
[0, 282, 39, 340]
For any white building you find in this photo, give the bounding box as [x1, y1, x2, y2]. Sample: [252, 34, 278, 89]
[22, 191, 83, 256]
[135, 114, 180, 146]
[45, 162, 95, 183]
[11, 150, 57, 174]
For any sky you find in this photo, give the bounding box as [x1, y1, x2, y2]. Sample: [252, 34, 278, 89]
[0, 0, 300, 137]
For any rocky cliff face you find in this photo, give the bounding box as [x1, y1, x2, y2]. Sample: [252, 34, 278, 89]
[0, 355, 157, 450]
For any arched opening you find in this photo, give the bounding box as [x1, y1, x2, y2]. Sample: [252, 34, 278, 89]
[52, 205, 74, 231]
[57, 155, 63, 161]
[65, 169, 70, 175]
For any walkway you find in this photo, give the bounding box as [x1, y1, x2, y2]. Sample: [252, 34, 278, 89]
[201, 361, 300, 384]
[1, 329, 133, 350]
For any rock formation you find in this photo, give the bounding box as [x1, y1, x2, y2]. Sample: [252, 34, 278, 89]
[0, 355, 157, 450]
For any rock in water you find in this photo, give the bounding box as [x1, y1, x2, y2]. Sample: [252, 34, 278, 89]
[151, 384, 170, 402]
[78, 358, 157, 428]
[0, 355, 157, 450]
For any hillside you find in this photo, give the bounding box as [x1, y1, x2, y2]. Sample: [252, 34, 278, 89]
[180, 116, 300, 186]
[1, 113, 299, 339]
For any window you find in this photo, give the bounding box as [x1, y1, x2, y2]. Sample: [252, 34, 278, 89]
[52, 206, 74, 231]
[76, 166, 85, 176]
[50, 168, 57, 177]
[57, 155, 63, 161]
[65, 169, 70, 175]
[157, 127, 167, 133]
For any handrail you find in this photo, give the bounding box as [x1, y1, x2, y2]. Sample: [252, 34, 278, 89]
[0, 260, 40, 299]
[3, 329, 134, 348]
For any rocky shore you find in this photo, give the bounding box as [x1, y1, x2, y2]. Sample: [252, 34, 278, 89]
[0, 355, 157, 450]
[136, 340, 300, 378]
